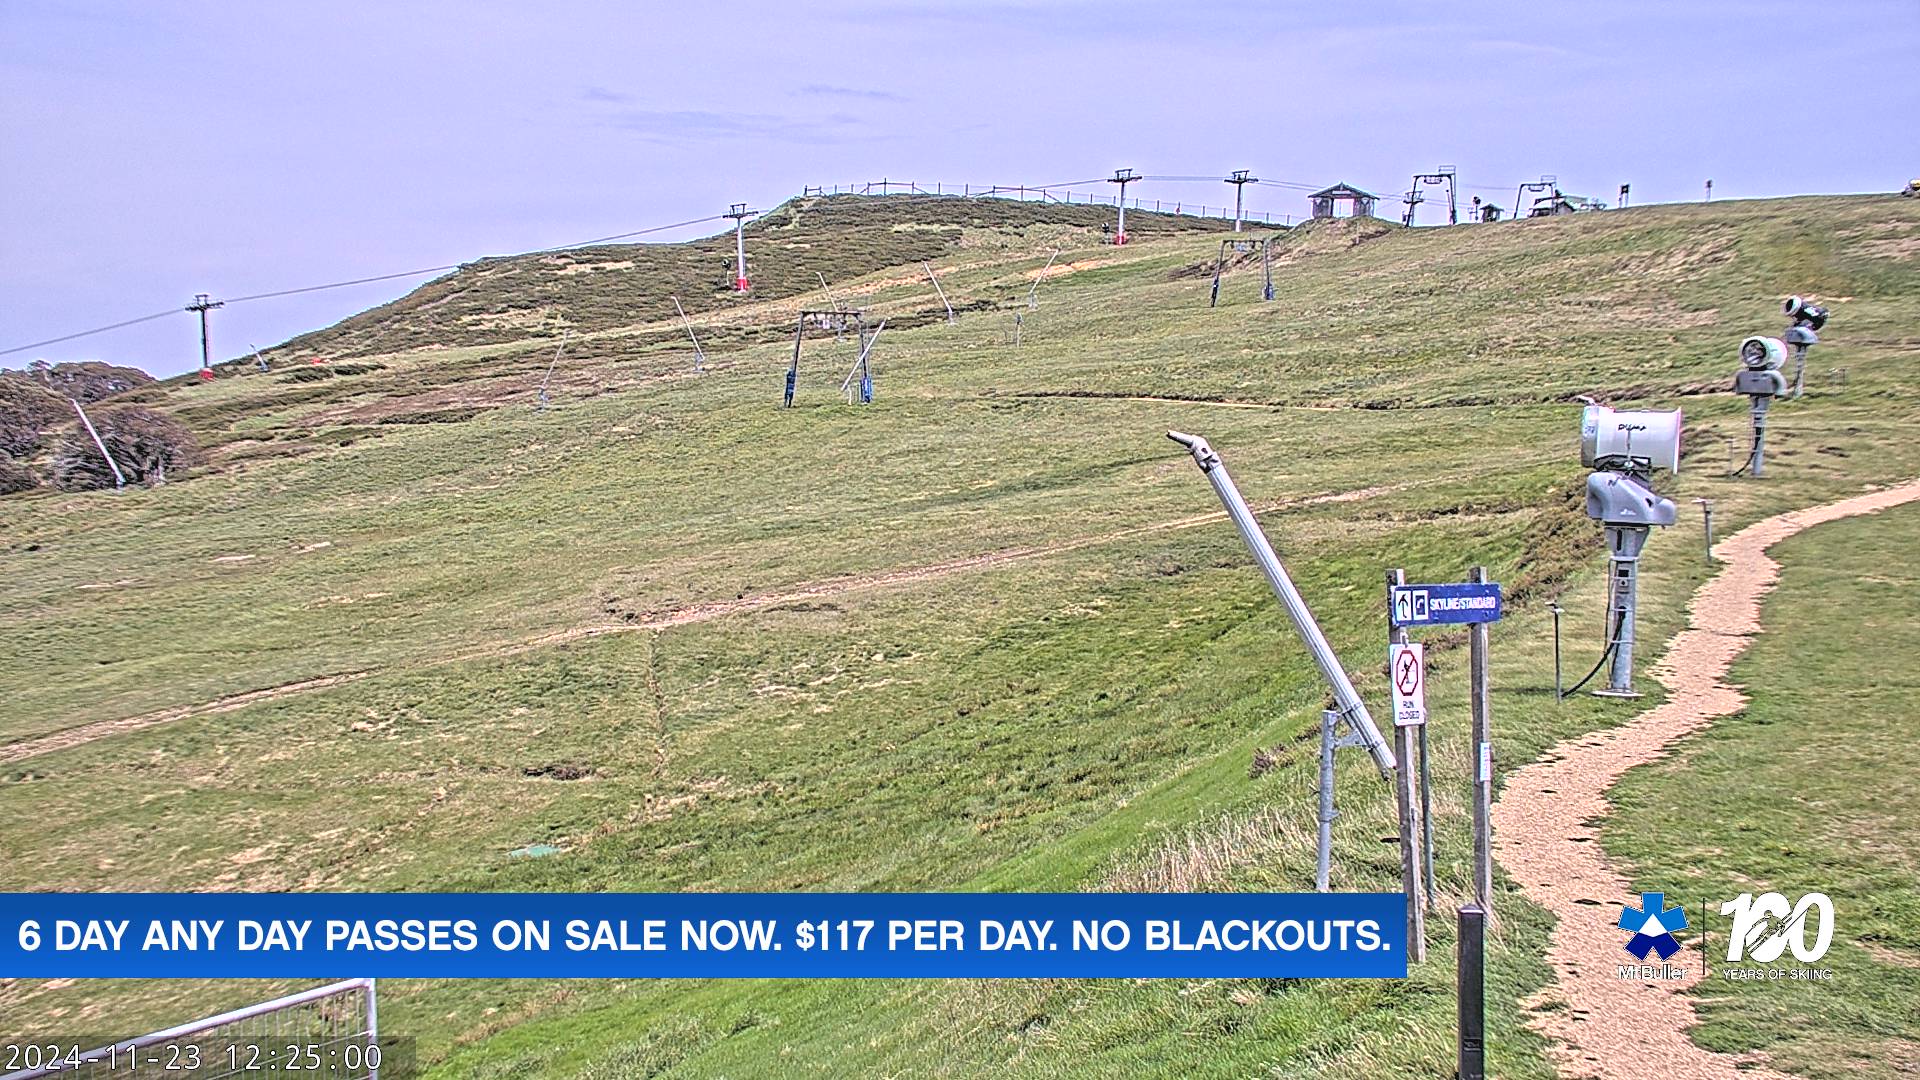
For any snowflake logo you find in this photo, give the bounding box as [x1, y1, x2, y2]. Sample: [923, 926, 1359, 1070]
[1618, 891, 1688, 960]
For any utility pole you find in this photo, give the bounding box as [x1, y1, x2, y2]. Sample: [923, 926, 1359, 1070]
[1107, 168, 1139, 244]
[725, 203, 755, 291]
[186, 293, 224, 380]
[1225, 169, 1257, 232]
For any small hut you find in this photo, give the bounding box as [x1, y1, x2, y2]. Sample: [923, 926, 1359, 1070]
[1308, 182, 1378, 220]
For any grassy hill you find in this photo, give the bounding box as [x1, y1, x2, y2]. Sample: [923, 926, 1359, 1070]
[1, 192, 1916, 1076]
[269, 194, 1242, 358]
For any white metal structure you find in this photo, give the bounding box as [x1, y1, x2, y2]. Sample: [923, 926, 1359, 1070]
[2, 979, 380, 1080]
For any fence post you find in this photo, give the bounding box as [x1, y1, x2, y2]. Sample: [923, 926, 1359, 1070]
[1458, 904, 1486, 1080]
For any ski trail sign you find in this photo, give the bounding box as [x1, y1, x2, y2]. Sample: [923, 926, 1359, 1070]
[1389, 582, 1502, 627]
[1390, 642, 1427, 727]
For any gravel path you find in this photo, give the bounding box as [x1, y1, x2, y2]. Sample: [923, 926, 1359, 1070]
[1492, 480, 1920, 1080]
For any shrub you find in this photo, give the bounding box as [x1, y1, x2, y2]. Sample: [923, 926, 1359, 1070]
[51, 405, 204, 491]
[0, 452, 37, 495]
[0, 376, 70, 457]
[31, 361, 154, 403]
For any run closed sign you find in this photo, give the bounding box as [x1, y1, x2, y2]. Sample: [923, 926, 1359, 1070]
[1389, 642, 1427, 727]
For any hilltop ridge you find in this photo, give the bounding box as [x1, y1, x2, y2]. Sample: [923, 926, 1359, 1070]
[274, 193, 1243, 359]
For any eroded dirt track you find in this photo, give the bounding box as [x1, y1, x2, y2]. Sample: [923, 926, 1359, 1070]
[1492, 480, 1920, 1080]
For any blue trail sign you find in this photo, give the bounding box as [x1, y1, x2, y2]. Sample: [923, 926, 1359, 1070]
[1390, 582, 1503, 627]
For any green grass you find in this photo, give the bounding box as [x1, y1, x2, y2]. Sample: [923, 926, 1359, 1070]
[1, 192, 1917, 1075]
[1605, 502, 1920, 1079]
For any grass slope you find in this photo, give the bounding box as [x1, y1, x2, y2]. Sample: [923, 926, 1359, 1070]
[1605, 503, 1920, 1079]
[0, 193, 1916, 1075]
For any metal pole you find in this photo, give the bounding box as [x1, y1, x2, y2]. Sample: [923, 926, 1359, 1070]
[186, 293, 224, 376]
[1387, 568, 1426, 963]
[1457, 904, 1487, 1080]
[1029, 249, 1059, 309]
[839, 319, 885, 401]
[1317, 709, 1337, 892]
[1790, 344, 1809, 399]
[784, 318, 804, 407]
[536, 331, 570, 409]
[1749, 397, 1770, 477]
[1550, 602, 1563, 700]
[1598, 527, 1649, 697]
[725, 204, 753, 290]
[71, 398, 127, 489]
[734, 219, 748, 288]
[671, 297, 705, 371]
[1468, 565, 1494, 916]
[1108, 169, 1138, 243]
[1419, 713, 1434, 904]
[365, 978, 380, 1080]
[1697, 498, 1715, 563]
[924, 263, 955, 323]
[1227, 170, 1255, 232]
[1167, 430, 1396, 775]
[816, 271, 846, 315]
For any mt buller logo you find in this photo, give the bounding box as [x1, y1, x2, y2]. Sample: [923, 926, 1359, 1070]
[1618, 891, 1687, 960]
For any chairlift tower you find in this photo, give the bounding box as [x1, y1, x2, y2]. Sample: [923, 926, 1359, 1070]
[186, 293, 224, 380]
[786, 308, 872, 407]
[1225, 169, 1258, 231]
[1407, 167, 1458, 225]
[1107, 169, 1139, 244]
[1208, 236, 1274, 307]
[1400, 189, 1424, 227]
[1513, 175, 1555, 219]
[725, 203, 756, 290]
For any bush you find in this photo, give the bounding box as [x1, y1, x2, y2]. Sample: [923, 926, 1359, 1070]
[0, 452, 36, 495]
[0, 376, 70, 457]
[51, 405, 204, 491]
[31, 361, 154, 403]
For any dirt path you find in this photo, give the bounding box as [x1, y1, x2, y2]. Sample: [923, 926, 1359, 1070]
[0, 672, 373, 767]
[1492, 479, 1920, 1080]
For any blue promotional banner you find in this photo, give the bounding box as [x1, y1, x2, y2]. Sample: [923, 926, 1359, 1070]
[1389, 582, 1503, 627]
[0, 893, 1406, 979]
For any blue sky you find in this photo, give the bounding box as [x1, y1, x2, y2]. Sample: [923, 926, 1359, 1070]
[4, 0, 1916, 377]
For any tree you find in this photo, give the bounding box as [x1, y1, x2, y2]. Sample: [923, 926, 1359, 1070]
[51, 405, 203, 491]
